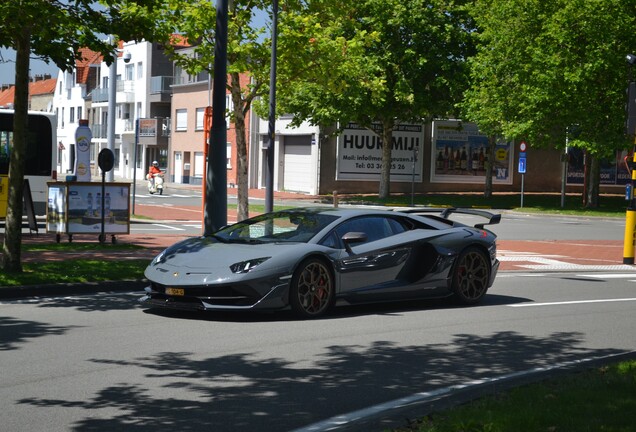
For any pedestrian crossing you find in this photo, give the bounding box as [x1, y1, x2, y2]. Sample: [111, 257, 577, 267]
[498, 250, 636, 272]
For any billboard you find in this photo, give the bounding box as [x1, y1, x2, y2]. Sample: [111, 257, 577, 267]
[431, 120, 513, 184]
[336, 122, 423, 182]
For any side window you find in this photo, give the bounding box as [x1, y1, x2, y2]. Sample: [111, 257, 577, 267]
[334, 217, 391, 244]
[387, 217, 407, 234]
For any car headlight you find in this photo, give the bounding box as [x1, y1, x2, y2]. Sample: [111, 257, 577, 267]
[230, 257, 271, 274]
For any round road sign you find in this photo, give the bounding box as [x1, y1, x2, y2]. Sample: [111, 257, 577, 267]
[520, 141, 527, 152]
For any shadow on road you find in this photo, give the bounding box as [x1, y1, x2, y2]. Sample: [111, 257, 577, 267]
[15, 329, 621, 431]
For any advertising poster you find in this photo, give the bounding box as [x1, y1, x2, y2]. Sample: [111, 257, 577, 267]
[431, 120, 513, 184]
[66, 184, 130, 234]
[566, 147, 629, 186]
[46, 184, 67, 232]
[336, 122, 423, 182]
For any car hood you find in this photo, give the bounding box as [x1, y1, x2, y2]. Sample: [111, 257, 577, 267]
[145, 236, 311, 284]
[165, 240, 298, 267]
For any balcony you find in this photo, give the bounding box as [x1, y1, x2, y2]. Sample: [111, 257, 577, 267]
[90, 81, 135, 103]
[149, 76, 173, 103]
[150, 76, 173, 94]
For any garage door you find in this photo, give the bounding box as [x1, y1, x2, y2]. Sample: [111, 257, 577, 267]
[283, 135, 313, 193]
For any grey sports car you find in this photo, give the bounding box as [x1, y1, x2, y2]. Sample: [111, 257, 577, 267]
[140, 207, 500, 318]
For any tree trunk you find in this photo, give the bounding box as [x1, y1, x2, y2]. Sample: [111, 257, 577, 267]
[1, 29, 30, 273]
[230, 73, 249, 221]
[586, 155, 600, 208]
[378, 118, 395, 200]
[484, 135, 496, 199]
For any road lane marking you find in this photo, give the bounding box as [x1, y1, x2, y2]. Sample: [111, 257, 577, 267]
[130, 224, 185, 231]
[510, 298, 636, 307]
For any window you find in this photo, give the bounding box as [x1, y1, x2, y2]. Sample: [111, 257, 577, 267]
[137, 62, 143, 79]
[69, 107, 75, 124]
[195, 108, 205, 131]
[77, 107, 82, 122]
[322, 216, 398, 249]
[175, 109, 187, 131]
[225, 94, 232, 129]
[125, 64, 134, 81]
[226, 142, 232, 168]
[194, 151, 204, 177]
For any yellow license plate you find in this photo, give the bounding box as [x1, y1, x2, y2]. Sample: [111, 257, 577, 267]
[165, 287, 185, 296]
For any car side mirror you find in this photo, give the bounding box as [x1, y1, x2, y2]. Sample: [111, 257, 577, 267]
[342, 231, 367, 254]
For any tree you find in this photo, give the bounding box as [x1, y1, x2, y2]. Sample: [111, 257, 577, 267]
[463, 0, 636, 206]
[276, 0, 475, 199]
[162, 0, 273, 222]
[0, 0, 169, 272]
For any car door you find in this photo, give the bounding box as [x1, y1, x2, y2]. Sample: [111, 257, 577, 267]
[326, 216, 413, 300]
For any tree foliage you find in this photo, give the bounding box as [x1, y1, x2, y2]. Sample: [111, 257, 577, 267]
[276, 0, 475, 198]
[463, 0, 636, 204]
[0, 0, 170, 272]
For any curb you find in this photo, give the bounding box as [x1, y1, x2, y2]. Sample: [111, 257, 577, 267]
[0, 279, 147, 300]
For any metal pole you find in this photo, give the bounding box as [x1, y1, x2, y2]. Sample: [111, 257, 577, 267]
[106, 38, 117, 183]
[410, 144, 417, 206]
[265, 0, 278, 213]
[132, 118, 138, 215]
[623, 57, 636, 264]
[204, 0, 228, 236]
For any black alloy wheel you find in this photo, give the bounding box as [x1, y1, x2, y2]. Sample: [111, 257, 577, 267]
[290, 258, 334, 318]
[450, 246, 490, 304]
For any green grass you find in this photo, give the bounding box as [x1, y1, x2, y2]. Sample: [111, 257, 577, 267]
[0, 243, 149, 286]
[392, 360, 636, 432]
[343, 192, 630, 218]
[0, 259, 149, 287]
[22, 242, 144, 252]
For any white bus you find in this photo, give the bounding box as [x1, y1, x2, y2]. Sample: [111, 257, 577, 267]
[0, 109, 57, 215]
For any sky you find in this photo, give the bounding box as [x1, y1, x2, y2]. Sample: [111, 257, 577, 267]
[0, 48, 60, 85]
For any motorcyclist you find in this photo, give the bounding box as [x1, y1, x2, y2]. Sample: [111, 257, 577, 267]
[147, 161, 163, 187]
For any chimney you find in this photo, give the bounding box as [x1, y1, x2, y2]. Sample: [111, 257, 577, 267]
[1, 84, 13, 91]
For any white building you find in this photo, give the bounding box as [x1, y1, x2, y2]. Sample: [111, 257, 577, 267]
[54, 40, 175, 182]
[252, 115, 321, 195]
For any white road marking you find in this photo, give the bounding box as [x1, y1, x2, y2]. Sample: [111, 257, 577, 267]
[291, 351, 636, 432]
[130, 224, 185, 232]
[498, 251, 636, 272]
[510, 298, 636, 307]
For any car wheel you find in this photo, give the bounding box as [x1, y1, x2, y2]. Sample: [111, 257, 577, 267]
[450, 246, 490, 304]
[290, 258, 334, 319]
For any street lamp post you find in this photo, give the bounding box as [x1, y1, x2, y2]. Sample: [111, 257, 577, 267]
[106, 42, 116, 183]
[265, 0, 279, 213]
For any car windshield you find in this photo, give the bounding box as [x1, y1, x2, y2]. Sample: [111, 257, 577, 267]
[214, 210, 339, 243]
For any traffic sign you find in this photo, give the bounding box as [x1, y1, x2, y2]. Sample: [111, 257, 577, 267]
[520, 141, 527, 152]
[518, 157, 526, 174]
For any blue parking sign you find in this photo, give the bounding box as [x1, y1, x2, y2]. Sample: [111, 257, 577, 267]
[518, 157, 526, 174]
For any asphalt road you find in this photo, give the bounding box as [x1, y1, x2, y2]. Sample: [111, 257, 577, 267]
[2, 273, 635, 431]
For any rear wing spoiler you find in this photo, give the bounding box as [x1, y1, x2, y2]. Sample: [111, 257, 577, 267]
[396, 207, 501, 229]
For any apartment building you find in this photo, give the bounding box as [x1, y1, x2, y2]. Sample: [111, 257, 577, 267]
[54, 40, 178, 181]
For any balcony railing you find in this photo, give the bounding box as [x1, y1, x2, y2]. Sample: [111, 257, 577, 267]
[90, 81, 135, 103]
[150, 76, 173, 94]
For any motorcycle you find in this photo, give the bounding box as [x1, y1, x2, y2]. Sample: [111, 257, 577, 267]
[147, 172, 164, 195]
